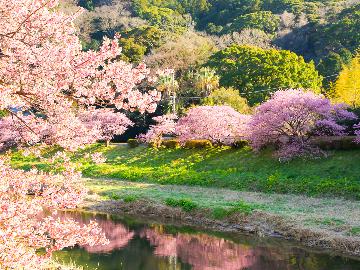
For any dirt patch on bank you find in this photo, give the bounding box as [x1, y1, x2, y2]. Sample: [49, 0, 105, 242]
[82, 197, 360, 258]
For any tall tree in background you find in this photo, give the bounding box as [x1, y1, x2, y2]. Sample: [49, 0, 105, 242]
[331, 51, 360, 108]
[145, 30, 216, 71]
[194, 67, 220, 96]
[203, 87, 251, 114]
[207, 45, 323, 104]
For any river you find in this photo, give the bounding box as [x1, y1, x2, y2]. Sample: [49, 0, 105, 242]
[54, 212, 360, 270]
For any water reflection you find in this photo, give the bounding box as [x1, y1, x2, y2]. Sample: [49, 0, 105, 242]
[55, 212, 360, 270]
[141, 228, 255, 270]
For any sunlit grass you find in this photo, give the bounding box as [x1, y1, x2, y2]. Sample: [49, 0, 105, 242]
[9, 143, 360, 199]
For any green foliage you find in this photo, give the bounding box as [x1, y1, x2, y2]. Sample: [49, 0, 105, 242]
[196, 0, 262, 28]
[226, 11, 280, 35]
[330, 51, 360, 108]
[184, 140, 212, 149]
[318, 51, 349, 89]
[194, 67, 219, 96]
[231, 200, 257, 215]
[123, 195, 138, 203]
[109, 193, 121, 200]
[206, 45, 323, 104]
[202, 87, 251, 114]
[348, 227, 360, 236]
[133, 0, 211, 18]
[162, 139, 181, 149]
[127, 139, 140, 148]
[0, 110, 9, 118]
[123, 26, 165, 54]
[80, 38, 101, 52]
[78, 0, 94, 11]
[212, 200, 259, 219]
[165, 198, 197, 211]
[118, 38, 147, 63]
[212, 207, 233, 219]
[313, 4, 360, 55]
[108, 193, 138, 202]
[320, 218, 345, 226]
[132, 1, 190, 33]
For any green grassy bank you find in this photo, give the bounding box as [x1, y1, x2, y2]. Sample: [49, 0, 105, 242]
[9, 143, 360, 200]
[85, 178, 360, 240]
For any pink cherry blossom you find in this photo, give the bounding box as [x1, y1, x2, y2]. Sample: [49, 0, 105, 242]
[138, 114, 178, 147]
[248, 89, 357, 160]
[91, 152, 107, 164]
[0, 156, 109, 269]
[176, 106, 251, 145]
[0, 0, 160, 150]
[80, 108, 134, 146]
[0, 1, 162, 268]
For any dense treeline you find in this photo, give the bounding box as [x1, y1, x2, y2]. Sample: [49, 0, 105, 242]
[68, 0, 360, 139]
[73, 0, 359, 81]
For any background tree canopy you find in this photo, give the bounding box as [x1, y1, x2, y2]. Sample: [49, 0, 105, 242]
[66, 0, 360, 137]
[206, 45, 323, 104]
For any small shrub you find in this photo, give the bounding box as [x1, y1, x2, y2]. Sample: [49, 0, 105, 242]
[165, 198, 178, 207]
[231, 200, 256, 215]
[123, 195, 138, 203]
[321, 218, 345, 226]
[184, 140, 212, 149]
[127, 139, 140, 148]
[148, 142, 157, 148]
[165, 198, 197, 212]
[109, 193, 121, 200]
[162, 139, 180, 149]
[232, 140, 248, 149]
[212, 201, 257, 219]
[212, 207, 233, 219]
[348, 227, 360, 236]
[312, 136, 360, 151]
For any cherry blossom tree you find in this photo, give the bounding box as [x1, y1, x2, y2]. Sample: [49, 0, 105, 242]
[248, 89, 357, 160]
[0, 0, 160, 150]
[0, 156, 108, 269]
[81, 108, 134, 147]
[176, 106, 251, 145]
[0, 1, 160, 268]
[138, 114, 177, 147]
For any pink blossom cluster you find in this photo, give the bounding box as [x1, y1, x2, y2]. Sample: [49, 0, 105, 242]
[0, 109, 134, 151]
[176, 106, 251, 145]
[0, 1, 164, 267]
[80, 108, 134, 144]
[91, 152, 107, 164]
[138, 114, 178, 147]
[0, 156, 108, 269]
[247, 89, 357, 160]
[0, 0, 160, 151]
[141, 228, 255, 270]
[354, 124, 360, 143]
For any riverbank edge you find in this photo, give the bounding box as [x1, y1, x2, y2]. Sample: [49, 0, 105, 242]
[81, 197, 360, 258]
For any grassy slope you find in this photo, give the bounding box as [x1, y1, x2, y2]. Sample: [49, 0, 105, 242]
[10, 143, 360, 199]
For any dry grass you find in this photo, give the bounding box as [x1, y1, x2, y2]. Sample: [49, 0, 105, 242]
[85, 178, 360, 256]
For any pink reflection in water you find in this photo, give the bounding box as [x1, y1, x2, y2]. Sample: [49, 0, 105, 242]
[60, 212, 134, 253]
[141, 227, 256, 270]
[82, 218, 134, 253]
